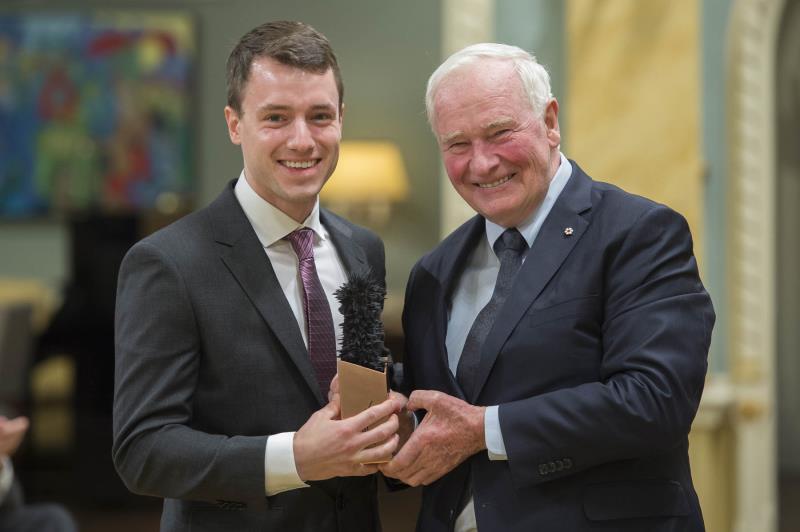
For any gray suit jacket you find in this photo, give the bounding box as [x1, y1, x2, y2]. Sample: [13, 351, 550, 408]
[112, 180, 385, 532]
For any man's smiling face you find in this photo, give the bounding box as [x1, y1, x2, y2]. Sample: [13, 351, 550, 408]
[432, 59, 561, 228]
[225, 56, 342, 222]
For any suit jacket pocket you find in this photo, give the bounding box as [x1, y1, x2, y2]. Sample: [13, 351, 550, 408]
[526, 295, 601, 328]
[583, 479, 689, 521]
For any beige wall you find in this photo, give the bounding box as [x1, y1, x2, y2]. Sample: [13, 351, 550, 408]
[565, 2, 731, 529]
[565, 0, 704, 265]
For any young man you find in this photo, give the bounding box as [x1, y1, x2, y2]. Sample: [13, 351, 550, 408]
[113, 21, 400, 531]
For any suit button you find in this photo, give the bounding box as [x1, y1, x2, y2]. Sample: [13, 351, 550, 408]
[538, 464, 548, 476]
[564, 458, 573, 469]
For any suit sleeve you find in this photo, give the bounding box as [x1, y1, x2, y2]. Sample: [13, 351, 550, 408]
[399, 264, 419, 397]
[112, 241, 267, 506]
[499, 204, 714, 489]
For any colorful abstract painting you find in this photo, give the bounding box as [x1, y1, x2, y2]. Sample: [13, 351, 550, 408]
[0, 12, 194, 218]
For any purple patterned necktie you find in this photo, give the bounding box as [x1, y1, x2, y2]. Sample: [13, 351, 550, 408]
[285, 227, 337, 395]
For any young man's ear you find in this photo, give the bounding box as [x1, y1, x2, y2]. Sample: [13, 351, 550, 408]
[224, 106, 241, 145]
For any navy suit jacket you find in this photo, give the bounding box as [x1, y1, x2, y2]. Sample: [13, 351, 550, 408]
[401, 162, 714, 532]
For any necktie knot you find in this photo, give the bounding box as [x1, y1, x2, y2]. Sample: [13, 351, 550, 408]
[285, 227, 315, 261]
[494, 228, 527, 257]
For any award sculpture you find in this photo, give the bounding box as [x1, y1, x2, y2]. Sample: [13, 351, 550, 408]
[334, 270, 391, 460]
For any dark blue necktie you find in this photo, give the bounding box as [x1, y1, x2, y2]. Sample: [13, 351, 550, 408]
[456, 228, 527, 398]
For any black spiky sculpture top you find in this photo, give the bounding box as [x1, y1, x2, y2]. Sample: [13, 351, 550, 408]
[334, 269, 390, 372]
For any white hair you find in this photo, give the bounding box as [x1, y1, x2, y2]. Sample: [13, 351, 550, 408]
[425, 43, 553, 128]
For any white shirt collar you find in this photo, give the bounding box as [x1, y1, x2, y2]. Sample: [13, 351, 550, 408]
[485, 152, 572, 254]
[233, 170, 329, 248]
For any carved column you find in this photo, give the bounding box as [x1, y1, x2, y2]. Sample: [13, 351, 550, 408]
[438, 0, 495, 238]
[727, 0, 785, 530]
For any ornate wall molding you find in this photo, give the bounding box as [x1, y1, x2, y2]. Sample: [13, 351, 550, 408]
[726, 0, 785, 530]
[728, 0, 780, 383]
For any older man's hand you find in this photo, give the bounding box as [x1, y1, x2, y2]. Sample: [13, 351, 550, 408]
[379, 390, 486, 486]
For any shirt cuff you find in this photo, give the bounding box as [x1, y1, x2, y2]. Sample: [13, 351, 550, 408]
[484, 405, 508, 460]
[264, 432, 309, 496]
[0, 456, 13, 505]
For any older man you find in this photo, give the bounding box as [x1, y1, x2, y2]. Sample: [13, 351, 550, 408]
[381, 43, 714, 532]
[113, 21, 400, 532]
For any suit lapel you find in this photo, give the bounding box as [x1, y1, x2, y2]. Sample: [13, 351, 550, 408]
[320, 209, 368, 276]
[209, 182, 324, 404]
[470, 164, 594, 402]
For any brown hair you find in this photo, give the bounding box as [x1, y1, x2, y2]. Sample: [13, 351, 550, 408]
[226, 20, 343, 115]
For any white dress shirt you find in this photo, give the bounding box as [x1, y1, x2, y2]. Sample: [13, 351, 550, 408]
[234, 173, 348, 496]
[446, 154, 572, 531]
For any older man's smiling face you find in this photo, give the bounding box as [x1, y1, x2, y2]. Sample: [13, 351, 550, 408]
[432, 59, 561, 228]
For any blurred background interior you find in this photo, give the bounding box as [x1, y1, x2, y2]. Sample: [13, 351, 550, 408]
[0, 0, 798, 531]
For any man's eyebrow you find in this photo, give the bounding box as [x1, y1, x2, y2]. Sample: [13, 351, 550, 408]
[440, 130, 464, 145]
[255, 103, 290, 114]
[484, 117, 515, 130]
[254, 103, 337, 114]
[309, 103, 337, 112]
[440, 118, 516, 144]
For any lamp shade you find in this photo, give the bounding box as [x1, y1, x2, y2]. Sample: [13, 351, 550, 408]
[322, 141, 409, 203]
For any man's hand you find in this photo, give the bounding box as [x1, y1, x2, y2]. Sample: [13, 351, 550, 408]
[0, 416, 29, 458]
[329, 374, 414, 451]
[294, 398, 400, 481]
[388, 391, 415, 450]
[328, 374, 340, 404]
[379, 390, 486, 486]
[328, 375, 408, 416]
